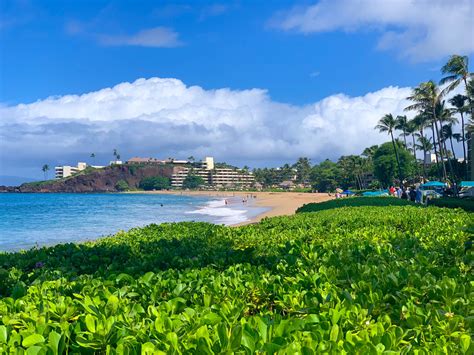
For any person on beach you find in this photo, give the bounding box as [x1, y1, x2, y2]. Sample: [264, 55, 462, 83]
[396, 187, 402, 198]
[401, 189, 408, 200]
[415, 187, 422, 204]
[409, 187, 416, 202]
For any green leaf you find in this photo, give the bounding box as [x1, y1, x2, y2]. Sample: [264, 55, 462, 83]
[85, 314, 96, 333]
[330, 324, 339, 342]
[230, 325, 242, 350]
[0, 325, 7, 343]
[26, 346, 43, 355]
[460, 334, 471, 354]
[106, 294, 119, 315]
[22, 334, 45, 348]
[48, 331, 62, 352]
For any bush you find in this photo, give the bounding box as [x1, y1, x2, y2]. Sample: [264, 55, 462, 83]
[296, 196, 416, 213]
[428, 197, 474, 212]
[115, 179, 129, 191]
[139, 176, 170, 191]
[0, 207, 472, 353]
[183, 174, 205, 189]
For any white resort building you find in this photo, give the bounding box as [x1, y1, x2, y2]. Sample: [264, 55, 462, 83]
[55, 162, 105, 179]
[170, 156, 255, 188]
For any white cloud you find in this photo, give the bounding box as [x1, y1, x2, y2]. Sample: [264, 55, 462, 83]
[1, 77, 416, 177]
[98, 27, 182, 47]
[271, 0, 474, 61]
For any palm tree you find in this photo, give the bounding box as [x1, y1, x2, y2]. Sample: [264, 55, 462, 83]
[375, 113, 403, 182]
[449, 94, 468, 177]
[441, 124, 457, 161]
[436, 101, 458, 180]
[405, 119, 418, 161]
[90, 153, 96, 166]
[440, 55, 474, 117]
[416, 136, 433, 178]
[405, 81, 447, 180]
[42, 164, 50, 180]
[395, 115, 409, 148]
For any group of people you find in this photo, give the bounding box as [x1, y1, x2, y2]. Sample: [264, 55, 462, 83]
[389, 185, 423, 203]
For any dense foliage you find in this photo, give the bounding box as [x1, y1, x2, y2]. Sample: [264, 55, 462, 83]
[139, 176, 171, 191]
[373, 142, 416, 187]
[0, 206, 472, 353]
[296, 197, 416, 213]
[114, 179, 129, 192]
[427, 197, 474, 212]
[183, 175, 205, 189]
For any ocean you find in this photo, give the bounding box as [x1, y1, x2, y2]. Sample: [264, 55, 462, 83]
[0, 193, 268, 252]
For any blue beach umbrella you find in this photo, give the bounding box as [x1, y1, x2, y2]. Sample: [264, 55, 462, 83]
[459, 181, 474, 187]
[421, 181, 445, 188]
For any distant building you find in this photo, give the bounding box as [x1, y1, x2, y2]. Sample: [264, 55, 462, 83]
[55, 162, 87, 179]
[171, 156, 255, 188]
[424, 153, 437, 165]
[127, 157, 166, 164]
[109, 160, 123, 165]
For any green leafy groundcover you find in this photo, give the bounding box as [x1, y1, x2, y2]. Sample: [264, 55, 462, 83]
[428, 198, 474, 212]
[296, 196, 416, 213]
[0, 207, 473, 353]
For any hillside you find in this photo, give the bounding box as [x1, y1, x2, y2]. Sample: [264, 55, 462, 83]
[0, 164, 177, 193]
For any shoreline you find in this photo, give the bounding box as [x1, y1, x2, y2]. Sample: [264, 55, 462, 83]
[125, 190, 335, 225]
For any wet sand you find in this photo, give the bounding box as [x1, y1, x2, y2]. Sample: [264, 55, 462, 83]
[128, 190, 334, 225]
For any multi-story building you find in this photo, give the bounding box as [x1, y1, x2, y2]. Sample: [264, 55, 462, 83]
[55, 162, 88, 179]
[171, 156, 255, 188]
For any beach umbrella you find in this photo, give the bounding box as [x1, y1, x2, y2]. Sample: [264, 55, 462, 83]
[336, 188, 343, 193]
[460, 181, 474, 187]
[343, 190, 354, 195]
[421, 181, 445, 188]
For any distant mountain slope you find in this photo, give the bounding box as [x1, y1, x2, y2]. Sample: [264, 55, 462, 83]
[0, 165, 178, 192]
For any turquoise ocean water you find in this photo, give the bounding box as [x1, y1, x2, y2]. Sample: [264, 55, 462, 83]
[0, 193, 267, 251]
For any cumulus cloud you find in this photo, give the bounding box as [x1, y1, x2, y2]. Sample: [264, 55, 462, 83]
[0, 77, 415, 178]
[270, 0, 474, 61]
[99, 27, 182, 47]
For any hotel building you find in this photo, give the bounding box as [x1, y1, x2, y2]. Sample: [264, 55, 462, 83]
[170, 156, 255, 188]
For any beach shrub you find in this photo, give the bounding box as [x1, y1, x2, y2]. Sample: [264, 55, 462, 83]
[296, 196, 416, 213]
[427, 197, 474, 212]
[139, 176, 170, 191]
[183, 174, 205, 189]
[0, 206, 472, 353]
[114, 179, 129, 191]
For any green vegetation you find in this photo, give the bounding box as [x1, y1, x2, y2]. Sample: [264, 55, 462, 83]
[114, 179, 129, 192]
[373, 142, 416, 186]
[296, 197, 416, 213]
[139, 176, 171, 191]
[183, 174, 205, 189]
[0, 206, 472, 353]
[428, 197, 474, 212]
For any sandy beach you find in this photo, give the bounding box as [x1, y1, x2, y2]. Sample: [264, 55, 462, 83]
[129, 191, 334, 225]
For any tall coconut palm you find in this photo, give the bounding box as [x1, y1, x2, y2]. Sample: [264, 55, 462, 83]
[440, 55, 473, 93]
[449, 94, 468, 176]
[405, 119, 418, 161]
[441, 124, 457, 161]
[395, 115, 409, 148]
[405, 81, 447, 180]
[42, 164, 50, 180]
[416, 135, 433, 178]
[375, 113, 403, 182]
[90, 153, 96, 166]
[436, 101, 458, 181]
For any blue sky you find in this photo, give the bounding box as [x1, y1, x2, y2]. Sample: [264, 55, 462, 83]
[0, 0, 473, 180]
[0, 0, 454, 105]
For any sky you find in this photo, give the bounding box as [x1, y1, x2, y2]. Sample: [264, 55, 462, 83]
[0, 0, 473, 180]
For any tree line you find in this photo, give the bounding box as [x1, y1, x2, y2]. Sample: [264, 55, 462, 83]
[376, 54, 473, 184]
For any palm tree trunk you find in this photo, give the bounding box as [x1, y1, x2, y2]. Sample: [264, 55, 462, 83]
[449, 136, 457, 161]
[460, 111, 468, 179]
[403, 130, 407, 148]
[411, 134, 417, 160]
[390, 131, 403, 183]
[431, 123, 441, 178]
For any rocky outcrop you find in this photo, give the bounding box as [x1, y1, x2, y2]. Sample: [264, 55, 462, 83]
[2, 165, 180, 193]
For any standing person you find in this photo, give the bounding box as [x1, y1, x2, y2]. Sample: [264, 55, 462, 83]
[415, 187, 422, 204]
[409, 187, 416, 202]
[401, 188, 408, 200]
[396, 187, 402, 198]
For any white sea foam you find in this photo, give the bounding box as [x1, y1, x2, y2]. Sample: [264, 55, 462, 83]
[187, 199, 248, 225]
